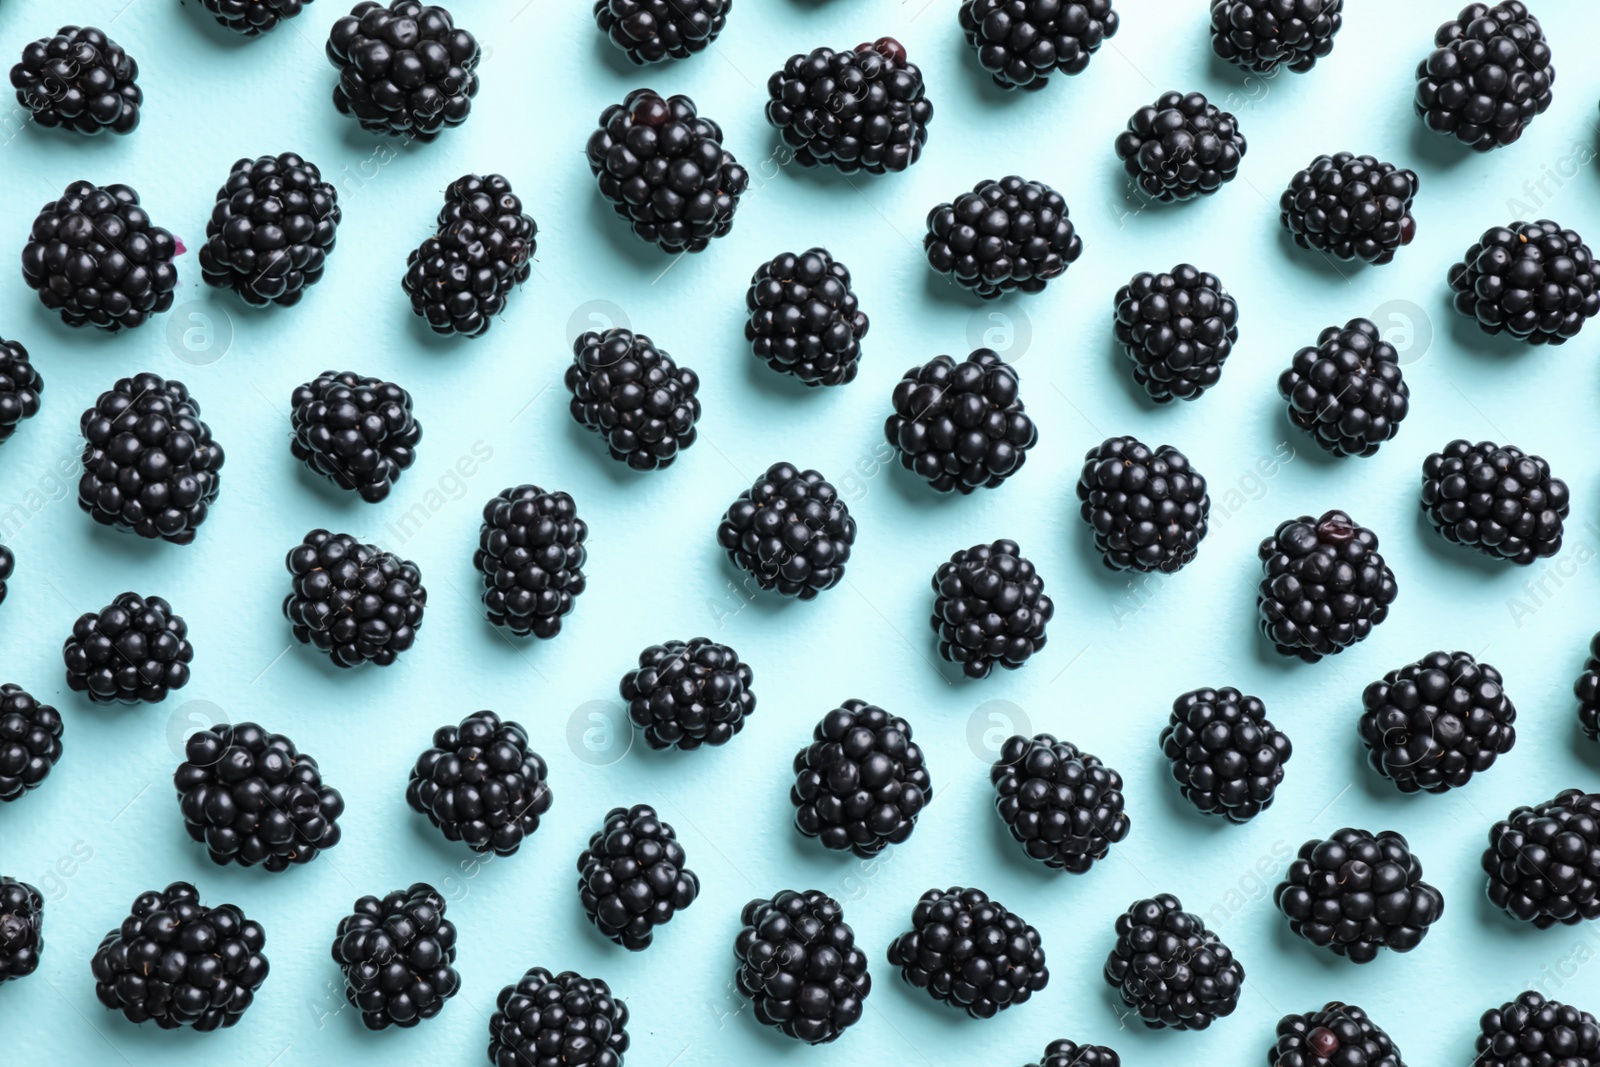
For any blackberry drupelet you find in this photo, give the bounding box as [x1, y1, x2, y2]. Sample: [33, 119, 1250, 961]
[887, 887, 1047, 1018]
[1211, 0, 1343, 74]
[63, 593, 192, 704]
[792, 700, 931, 856]
[332, 884, 459, 1029]
[199, 0, 315, 36]
[1477, 991, 1600, 1067]
[0, 878, 43, 984]
[0, 685, 63, 802]
[1415, 2, 1553, 151]
[0, 546, 9, 607]
[199, 153, 339, 307]
[327, 1, 479, 140]
[22, 182, 177, 331]
[885, 349, 1037, 493]
[1104, 893, 1242, 1030]
[1160, 688, 1291, 823]
[174, 723, 344, 871]
[1577, 632, 1600, 741]
[1112, 264, 1237, 403]
[1028, 1040, 1120, 1067]
[1483, 789, 1600, 927]
[1076, 436, 1210, 573]
[10, 26, 140, 135]
[284, 530, 425, 667]
[959, 0, 1120, 90]
[991, 733, 1128, 871]
[1280, 153, 1417, 265]
[1447, 220, 1599, 344]
[931, 540, 1052, 678]
[587, 89, 747, 253]
[1271, 1003, 1405, 1067]
[90, 882, 268, 1030]
[1359, 651, 1515, 794]
[1257, 510, 1396, 662]
[621, 637, 755, 749]
[716, 462, 855, 599]
[595, 0, 729, 64]
[489, 968, 629, 1067]
[746, 248, 868, 386]
[1279, 318, 1409, 458]
[1420, 439, 1568, 564]
[0, 338, 42, 446]
[577, 804, 698, 950]
[766, 38, 932, 174]
[923, 175, 1081, 299]
[475, 485, 587, 639]
[734, 890, 870, 1044]
[403, 173, 537, 337]
[406, 710, 552, 856]
[290, 371, 420, 502]
[566, 328, 700, 471]
[1275, 828, 1444, 961]
[1115, 91, 1246, 202]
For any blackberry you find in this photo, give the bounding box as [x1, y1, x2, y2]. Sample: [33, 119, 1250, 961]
[587, 89, 747, 254]
[0, 878, 43, 984]
[1576, 632, 1600, 741]
[332, 884, 459, 1029]
[1029, 1041, 1120, 1067]
[475, 485, 587, 639]
[931, 540, 1053, 678]
[1280, 153, 1418, 265]
[1076, 436, 1210, 573]
[199, 0, 315, 35]
[0, 545, 9, 607]
[22, 182, 177, 331]
[1211, 0, 1343, 74]
[1103, 893, 1242, 1030]
[1415, 2, 1553, 151]
[766, 38, 932, 174]
[577, 804, 699, 950]
[1114, 91, 1246, 202]
[959, 0, 1120, 90]
[887, 887, 1047, 1018]
[991, 733, 1128, 871]
[1271, 1003, 1405, 1067]
[885, 349, 1037, 493]
[198, 153, 340, 307]
[90, 882, 268, 1030]
[403, 173, 537, 338]
[1160, 688, 1291, 823]
[327, 1, 479, 140]
[923, 175, 1082, 299]
[1483, 788, 1600, 927]
[716, 462, 855, 599]
[746, 248, 868, 387]
[285, 531, 425, 667]
[290, 371, 420, 502]
[734, 890, 869, 1044]
[1477, 991, 1600, 1067]
[1420, 440, 1569, 564]
[1447, 220, 1599, 344]
[406, 710, 552, 856]
[791, 700, 931, 856]
[489, 968, 629, 1067]
[174, 722, 344, 871]
[63, 593, 192, 704]
[10, 26, 140, 135]
[595, 0, 729, 64]
[1275, 828, 1444, 962]
[0, 685, 63, 802]
[565, 328, 700, 471]
[1279, 318, 1409, 458]
[0, 338, 42, 446]
[1113, 264, 1238, 403]
[1257, 510, 1396, 662]
[620, 637, 755, 750]
[1359, 651, 1515, 794]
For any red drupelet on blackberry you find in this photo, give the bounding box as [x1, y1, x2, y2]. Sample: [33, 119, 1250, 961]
[488, 968, 630, 1067]
[1280, 153, 1417, 266]
[887, 887, 1048, 1018]
[1476, 991, 1600, 1067]
[0, 339, 42, 447]
[290, 371, 420, 503]
[22, 182, 177, 331]
[924, 176, 1081, 298]
[1160, 688, 1290, 823]
[326, 2, 480, 140]
[792, 700, 931, 857]
[566, 328, 700, 470]
[716, 463, 855, 599]
[1415, 2, 1553, 151]
[199, 153, 340, 307]
[332, 884, 460, 1029]
[0, 685, 63, 802]
[577, 804, 699, 950]
[0, 878, 43, 984]
[1359, 651, 1515, 793]
[1421, 440, 1568, 564]
[1113, 265, 1237, 402]
[199, 0, 316, 35]
[475, 485, 587, 639]
[766, 38, 932, 174]
[1115, 91, 1246, 202]
[403, 174, 537, 337]
[1275, 829, 1444, 961]
[10, 26, 141, 134]
[1211, 0, 1343, 74]
[284, 530, 425, 667]
[735, 890, 870, 1044]
[1257, 510, 1396, 661]
[63, 593, 192, 704]
[932, 541, 1053, 678]
[594, 0, 730, 64]
[747, 249, 868, 386]
[992, 733, 1128, 871]
[1104, 893, 1242, 1030]
[885, 349, 1037, 492]
[1270, 1002, 1405, 1067]
[960, 0, 1120, 90]
[406, 710, 552, 856]
[1483, 789, 1600, 927]
[1447, 221, 1598, 344]
[620, 638, 755, 750]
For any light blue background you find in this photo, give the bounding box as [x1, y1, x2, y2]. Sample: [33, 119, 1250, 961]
[1, 0, 1599, 1064]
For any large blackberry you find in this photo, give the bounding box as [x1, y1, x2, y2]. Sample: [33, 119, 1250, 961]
[735, 890, 869, 1044]
[1359, 651, 1515, 794]
[0, 339, 42, 446]
[1279, 318, 1409, 458]
[959, 0, 1120, 90]
[284, 531, 425, 667]
[1476, 991, 1600, 1067]
[332, 884, 459, 1029]
[199, 0, 315, 35]
[1415, 2, 1553, 151]
[620, 637, 755, 749]
[587, 89, 747, 253]
[406, 710, 552, 856]
[1211, 0, 1343, 74]
[1270, 1003, 1404, 1067]
[595, 0, 728, 64]
[1280, 153, 1417, 266]
[1257, 510, 1396, 662]
[22, 182, 177, 331]
[766, 38, 932, 174]
[923, 175, 1081, 299]
[327, 1, 480, 141]
[290, 371, 420, 502]
[1076, 436, 1210, 573]
[63, 593, 192, 704]
[1115, 91, 1246, 202]
[1420, 439, 1568, 564]
[198, 153, 339, 307]
[577, 804, 699, 950]
[885, 349, 1037, 493]
[792, 700, 931, 856]
[1027, 1040, 1120, 1067]
[565, 328, 700, 471]
[887, 887, 1047, 1018]
[0, 685, 63, 802]
[991, 733, 1128, 871]
[174, 722, 344, 871]
[746, 248, 868, 387]
[403, 173, 536, 338]
[1275, 828, 1444, 962]
[1447, 221, 1599, 344]
[931, 540, 1052, 678]
[10, 26, 140, 135]
[1103, 893, 1242, 1030]
[475, 485, 587, 639]
[1160, 688, 1291, 823]
[716, 462, 855, 599]
[1576, 633, 1600, 741]
[1483, 789, 1600, 927]
[0, 878, 43, 984]
[1112, 264, 1237, 403]
[91, 882, 268, 1030]
[489, 968, 629, 1067]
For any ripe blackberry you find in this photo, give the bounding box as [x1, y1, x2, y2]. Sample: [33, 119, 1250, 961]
[1280, 153, 1418, 265]
[1576, 632, 1600, 741]
[1211, 0, 1343, 74]
[1115, 91, 1246, 202]
[885, 349, 1037, 493]
[198, 154, 339, 307]
[489, 968, 629, 1067]
[1160, 688, 1291, 823]
[1257, 510, 1396, 662]
[1421, 439, 1568, 564]
[174, 723, 344, 871]
[406, 709, 552, 856]
[766, 38, 932, 174]
[792, 700, 931, 856]
[290, 371, 420, 502]
[1483, 789, 1600, 927]
[991, 733, 1128, 871]
[716, 462, 855, 599]
[1104, 893, 1242, 1030]
[285, 531, 424, 667]
[1112, 264, 1237, 403]
[0, 685, 63, 802]
[1028, 1041, 1120, 1067]
[1477, 991, 1600, 1067]
[327, 1, 479, 140]
[1275, 829, 1444, 962]
[1271, 1003, 1404, 1067]
[587, 89, 747, 253]
[1359, 651, 1515, 794]
[10, 26, 140, 135]
[923, 175, 1082, 299]
[746, 248, 868, 387]
[0, 339, 42, 446]
[22, 182, 177, 331]
[620, 637, 754, 750]
[0, 878, 43, 984]
[475, 485, 587, 639]
[0, 546, 10, 607]
[1415, 2, 1553, 151]
[1447, 220, 1599, 344]
[1279, 318, 1409, 458]
[577, 804, 698, 950]
[931, 540, 1053, 678]
[332, 884, 459, 1029]
[403, 173, 537, 338]
[91, 882, 267, 1030]
[887, 887, 1047, 1018]
[63, 593, 192, 704]
[959, 0, 1120, 90]
[1076, 436, 1210, 573]
[594, 0, 728, 64]
[199, 0, 315, 35]
[735, 890, 869, 1044]
[565, 328, 700, 470]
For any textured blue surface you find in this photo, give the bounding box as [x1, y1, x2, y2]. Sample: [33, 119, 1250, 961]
[2, 0, 1600, 1064]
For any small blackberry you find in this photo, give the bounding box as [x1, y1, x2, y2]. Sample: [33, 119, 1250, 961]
[1280, 153, 1418, 265]
[10, 26, 140, 135]
[174, 722, 344, 871]
[1359, 651, 1515, 794]
[1275, 829, 1445, 962]
[489, 968, 629, 1067]
[284, 531, 424, 667]
[290, 371, 420, 502]
[0, 339, 42, 446]
[1421, 440, 1568, 564]
[885, 349, 1037, 493]
[1415, 2, 1553, 151]
[1270, 1003, 1405, 1067]
[0, 878, 43, 984]
[1483, 789, 1600, 927]
[931, 540, 1053, 678]
[1447, 220, 1599, 344]
[746, 248, 868, 387]
[991, 733, 1128, 871]
[1257, 510, 1397, 662]
[887, 887, 1047, 1018]
[1113, 264, 1238, 403]
[1279, 318, 1409, 458]
[565, 328, 700, 470]
[595, 0, 729, 64]
[406, 710, 552, 856]
[1160, 688, 1291, 823]
[577, 804, 699, 950]
[22, 182, 177, 331]
[199, 0, 315, 35]
[327, 1, 479, 140]
[766, 38, 932, 174]
[332, 884, 459, 1030]
[1211, 0, 1343, 74]
[91, 882, 268, 1030]
[1576, 632, 1600, 741]
[716, 462, 855, 599]
[1476, 991, 1600, 1067]
[199, 153, 340, 307]
[792, 700, 931, 857]
[587, 89, 747, 253]
[1115, 91, 1246, 202]
[959, 0, 1120, 90]
[475, 485, 587, 639]
[1104, 893, 1242, 1030]
[0, 685, 63, 802]
[63, 593, 192, 704]
[735, 890, 869, 1044]
[923, 175, 1082, 299]
[403, 173, 537, 338]
[1076, 436, 1210, 573]
[0, 546, 9, 607]
[620, 637, 754, 749]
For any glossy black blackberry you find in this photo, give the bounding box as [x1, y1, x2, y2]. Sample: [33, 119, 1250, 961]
[566, 328, 700, 470]
[1275, 829, 1444, 962]
[792, 700, 931, 856]
[746, 248, 868, 386]
[1421, 440, 1568, 564]
[595, 0, 728, 64]
[0, 546, 9, 608]
[932, 540, 1052, 678]
[1160, 688, 1291, 823]
[22, 182, 177, 331]
[735, 890, 869, 1044]
[1477, 991, 1600, 1067]
[199, 153, 339, 307]
[1447, 220, 1599, 344]
[716, 462, 855, 599]
[1104, 893, 1242, 1030]
[924, 175, 1081, 299]
[199, 0, 315, 35]
[327, 1, 479, 140]
[489, 968, 629, 1067]
[621, 637, 755, 750]
[406, 710, 552, 856]
[284, 530, 425, 667]
[1115, 91, 1246, 202]
[403, 173, 537, 338]
[887, 887, 1047, 1018]
[766, 38, 931, 174]
[1113, 264, 1237, 403]
[0, 339, 42, 446]
[1257, 510, 1396, 662]
[332, 884, 459, 1030]
[1415, 2, 1553, 151]
[1576, 633, 1600, 741]
[885, 349, 1037, 493]
[0, 685, 63, 802]
[992, 733, 1127, 871]
[1359, 651, 1515, 794]
[475, 485, 587, 639]
[1271, 1003, 1405, 1067]
[63, 593, 192, 704]
[1028, 1040, 1120, 1067]
[577, 804, 699, 950]
[1281, 153, 1417, 265]
[174, 723, 344, 871]
[1076, 436, 1210, 573]
[290, 371, 420, 502]
[90, 882, 268, 1030]
[0, 878, 43, 984]
[959, 0, 1119, 90]
[587, 89, 747, 253]
[1211, 0, 1343, 74]
[1280, 318, 1409, 458]
[10, 26, 140, 135]
[1483, 788, 1600, 927]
